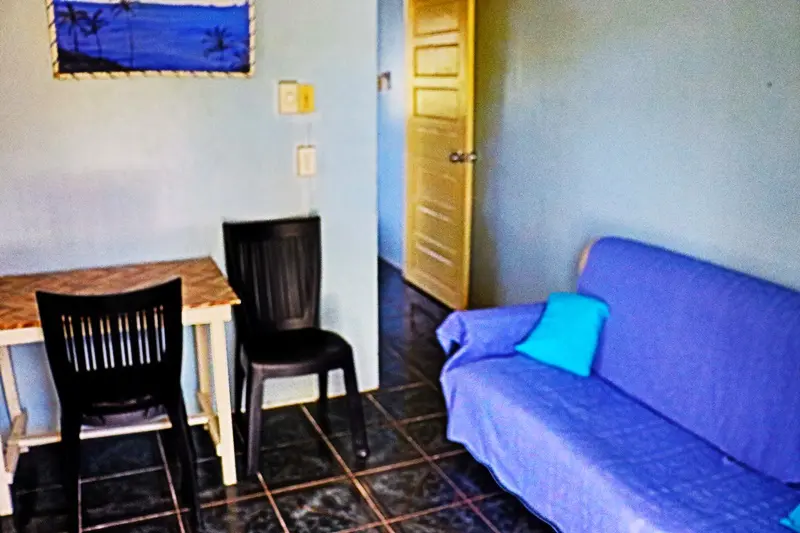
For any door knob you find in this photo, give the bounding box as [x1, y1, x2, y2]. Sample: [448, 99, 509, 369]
[449, 151, 466, 163]
[449, 151, 478, 164]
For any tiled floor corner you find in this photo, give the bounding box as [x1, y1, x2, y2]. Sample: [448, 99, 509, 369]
[1, 260, 553, 533]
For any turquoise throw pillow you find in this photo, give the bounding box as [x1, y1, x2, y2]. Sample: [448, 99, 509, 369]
[781, 504, 800, 532]
[515, 293, 609, 377]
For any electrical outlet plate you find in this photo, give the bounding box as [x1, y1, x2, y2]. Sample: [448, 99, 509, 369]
[296, 145, 317, 177]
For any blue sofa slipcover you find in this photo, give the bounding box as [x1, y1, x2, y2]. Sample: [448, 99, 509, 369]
[438, 237, 800, 533]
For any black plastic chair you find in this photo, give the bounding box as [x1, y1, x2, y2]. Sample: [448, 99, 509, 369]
[223, 216, 370, 475]
[35, 279, 200, 533]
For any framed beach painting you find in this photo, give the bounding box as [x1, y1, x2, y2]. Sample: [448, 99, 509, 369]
[47, 0, 255, 79]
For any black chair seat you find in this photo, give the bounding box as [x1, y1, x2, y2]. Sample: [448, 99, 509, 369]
[80, 406, 167, 428]
[243, 328, 351, 372]
[78, 369, 168, 413]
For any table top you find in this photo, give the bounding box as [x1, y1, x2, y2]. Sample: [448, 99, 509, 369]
[0, 257, 240, 331]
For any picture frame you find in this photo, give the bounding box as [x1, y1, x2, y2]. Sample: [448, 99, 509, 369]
[46, 0, 255, 80]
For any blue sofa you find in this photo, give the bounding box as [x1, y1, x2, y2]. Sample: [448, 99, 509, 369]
[437, 237, 800, 533]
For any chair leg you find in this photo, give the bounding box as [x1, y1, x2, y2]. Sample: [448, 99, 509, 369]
[317, 370, 330, 434]
[245, 368, 264, 476]
[60, 411, 82, 533]
[234, 343, 245, 415]
[342, 357, 369, 459]
[165, 397, 201, 532]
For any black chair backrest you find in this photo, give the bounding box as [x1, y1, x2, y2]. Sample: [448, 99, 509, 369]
[35, 279, 184, 407]
[223, 216, 321, 335]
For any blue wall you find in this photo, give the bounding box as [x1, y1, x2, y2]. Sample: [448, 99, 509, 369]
[471, 0, 800, 306]
[377, 0, 406, 268]
[377, 0, 800, 306]
[0, 0, 378, 433]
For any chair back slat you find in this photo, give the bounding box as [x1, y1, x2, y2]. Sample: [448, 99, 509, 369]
[36, 279, 184, 409]
[224, 216, 321, 335]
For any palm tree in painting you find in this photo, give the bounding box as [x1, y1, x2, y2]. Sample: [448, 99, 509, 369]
[112, 0, 139, 68]
[82, 9, 108, 59]
[232, 39, 251, 73]
[202, 26, 234, 62]
[56, 2, 88, 54]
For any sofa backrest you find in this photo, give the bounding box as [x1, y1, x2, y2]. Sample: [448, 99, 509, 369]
[578, 237, 800, 483]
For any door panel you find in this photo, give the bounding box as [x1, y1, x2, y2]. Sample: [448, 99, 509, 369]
[405, 0, 475, 310]
[414, 88, 460, 120]
[414, 45, 460, 77]
[414, 1, 461, 36]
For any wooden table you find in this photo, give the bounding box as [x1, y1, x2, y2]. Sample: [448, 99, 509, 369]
[0, 257, 241, 516]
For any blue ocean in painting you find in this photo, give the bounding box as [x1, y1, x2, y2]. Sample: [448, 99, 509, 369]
[53, 1, 250, 73]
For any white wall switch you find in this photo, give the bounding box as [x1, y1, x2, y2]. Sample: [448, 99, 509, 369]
[278, 81, 299, 114]
[296, 145, 317, 177]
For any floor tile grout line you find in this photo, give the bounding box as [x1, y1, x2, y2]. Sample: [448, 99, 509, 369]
[82, 509, 180, 532]
[366, 395, 503, 533]
[300, 404, 396, 533]
[332, 520, 388, 533]
[156, 433, 187, 533]
[197, 491, 267, 510]
[254, 409, 446, 445]
[382, 493, 496, 526]
[14, 484, 63, 496]
[381, 345, 443, 392]
[384, 356, 439, 392]
[227, 404, 443, 457]
[301, 403, 397, 533]
[378, 381, 428, 394]
[263, 451, 460, 496]
[79, 465, 165, 485]
[429, 448, 467, 461]
[368, 391, 447, 423]
[257, 471, 292, 533]
[410, 367, 440, 391]
[382, 499, 468, 525]
[352, 457, 430, 479]
[269, 474, 352, 496]
[393, 412, 448, 426]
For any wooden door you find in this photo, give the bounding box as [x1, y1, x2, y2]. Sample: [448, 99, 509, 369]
[404, 0, 475, 310]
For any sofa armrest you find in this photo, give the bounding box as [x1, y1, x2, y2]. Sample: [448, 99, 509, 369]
[437, 303, 546, 357]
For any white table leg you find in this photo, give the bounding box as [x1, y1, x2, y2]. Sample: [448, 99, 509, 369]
[194, 324, 212, 396]
[194, 325, 221, 448]
[209, 320, 237, 486]
[0, 346, 22, 421]
[0, 432, 12, 517]
[0, 346, 19, 516]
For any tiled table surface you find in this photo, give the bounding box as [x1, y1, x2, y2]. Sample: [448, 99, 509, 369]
[0, 257, 239, 331]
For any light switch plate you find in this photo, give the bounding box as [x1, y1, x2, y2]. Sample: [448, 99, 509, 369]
[299, 84, 315, 113]
[278, 81, 299, 114]
[296, 145, 317, 177]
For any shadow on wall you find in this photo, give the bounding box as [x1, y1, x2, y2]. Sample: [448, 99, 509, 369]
[469, 0, 582, 308]
[468, 0, 507, 308]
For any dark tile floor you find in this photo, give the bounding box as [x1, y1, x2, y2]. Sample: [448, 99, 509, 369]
[2, 261, 553, 533]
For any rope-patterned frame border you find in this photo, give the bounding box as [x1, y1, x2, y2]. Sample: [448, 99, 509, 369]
[46, 0, 256, 80]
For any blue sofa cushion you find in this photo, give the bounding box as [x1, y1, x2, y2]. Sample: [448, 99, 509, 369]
[782, 505, 800, 532]
[578, 237, 800, 483]
[439, 347, 800, 533]
[515, 293, 608, 377]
